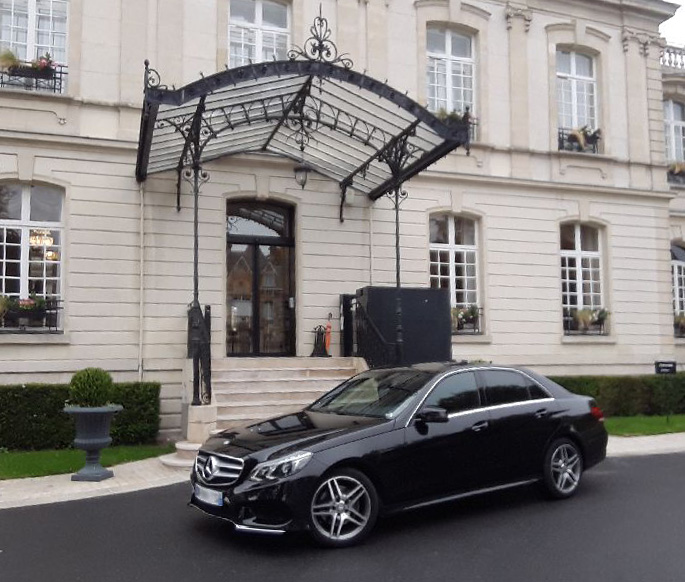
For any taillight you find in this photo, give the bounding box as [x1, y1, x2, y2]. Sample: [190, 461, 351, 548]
[590, 405, 604, 422]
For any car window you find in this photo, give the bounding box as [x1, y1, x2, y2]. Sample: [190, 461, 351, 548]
[423, 372, 480, 414]
[527, 379, 550, 400]
[481, 370, 531, 405]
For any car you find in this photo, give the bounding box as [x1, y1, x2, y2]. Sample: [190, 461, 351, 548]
[189, 362, 607, 547]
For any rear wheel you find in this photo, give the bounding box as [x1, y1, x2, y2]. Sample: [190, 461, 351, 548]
[543, 438, 583, 499]
[308, 468, 379, 548]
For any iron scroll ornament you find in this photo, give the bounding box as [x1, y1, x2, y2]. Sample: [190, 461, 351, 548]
[287, 7, 353, 69]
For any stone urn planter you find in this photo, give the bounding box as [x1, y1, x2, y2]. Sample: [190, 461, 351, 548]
[64, 404, 123, 481]
[64, 368, 123, 482]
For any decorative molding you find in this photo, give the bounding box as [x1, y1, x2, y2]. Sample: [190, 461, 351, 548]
[505, 3, 532, 32]
[461, 2, 491, 21]
[621, 27, 666, 57]
[585, 27, 611, 43]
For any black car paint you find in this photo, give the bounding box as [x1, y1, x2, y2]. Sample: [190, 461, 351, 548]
[189, 363, 607, 533]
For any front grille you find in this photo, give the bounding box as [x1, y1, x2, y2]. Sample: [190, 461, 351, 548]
[195, 451, 244, 486]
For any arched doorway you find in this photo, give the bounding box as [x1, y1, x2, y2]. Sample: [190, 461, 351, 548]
[226, 200, 295, 356]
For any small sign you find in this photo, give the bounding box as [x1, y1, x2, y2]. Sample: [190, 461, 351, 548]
[655, 361, 677, 374]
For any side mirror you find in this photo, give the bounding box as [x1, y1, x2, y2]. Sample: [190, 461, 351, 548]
[415, 405, 449, 424]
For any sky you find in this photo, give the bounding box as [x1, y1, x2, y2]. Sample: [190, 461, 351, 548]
[660, 0, 685, 46]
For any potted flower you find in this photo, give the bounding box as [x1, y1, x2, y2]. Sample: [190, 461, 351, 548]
[7, 51, 55, 80]
[0, 49, 19, 71]
[451, 304, 480, 333]
[63, 368, 123, 482]
[674, 313, 685, 336]
[6, 295, 46, 328]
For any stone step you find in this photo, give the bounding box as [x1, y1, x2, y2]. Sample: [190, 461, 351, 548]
[213, 377, 342, 394]
[211, 357, 359, 371]
[213, 388, 327, 405]
[212, 367, 353, 381]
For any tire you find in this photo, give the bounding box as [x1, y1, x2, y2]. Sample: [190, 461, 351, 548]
[308, 468, 379, 548]
[543, 438, 583, 499]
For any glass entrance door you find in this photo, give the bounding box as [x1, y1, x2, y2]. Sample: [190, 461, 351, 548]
[226, 202, 294, 356]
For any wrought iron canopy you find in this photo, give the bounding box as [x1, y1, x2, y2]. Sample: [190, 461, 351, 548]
[135, 18, 470, 202]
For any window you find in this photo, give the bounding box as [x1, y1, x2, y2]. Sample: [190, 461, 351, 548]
[664, 100, 685, 163]
[480, 370, 531, 406]
[429, 214, 480, 334]
[424, 372, 480, 414]
[426, 27, 474, 116]
[0, 183, 62, 330]
[0, 0, 67, 63]
[672, 244, 685, 337]
[557, 51, 597, 130]
[229, 0, 289, 68]
[560, 223, 607, 334]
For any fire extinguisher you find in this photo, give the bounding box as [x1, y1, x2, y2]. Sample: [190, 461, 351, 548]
[325, 312, 332, 355]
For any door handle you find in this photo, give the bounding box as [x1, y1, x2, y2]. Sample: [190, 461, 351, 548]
[471, 420, 489, 432]
[534, 409, 548, 419]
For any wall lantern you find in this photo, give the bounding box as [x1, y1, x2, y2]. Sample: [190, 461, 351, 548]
[294, 162, 311, 189]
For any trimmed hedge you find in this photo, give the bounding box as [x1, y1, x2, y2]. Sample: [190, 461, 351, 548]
[0, 382, 161, 451]
[549, 373, 685, 417]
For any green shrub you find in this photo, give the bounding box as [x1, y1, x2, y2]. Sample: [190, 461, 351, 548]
[68, 368, 114, 407]
[0, 381, 161, 451]
[550, 373, 685, 417]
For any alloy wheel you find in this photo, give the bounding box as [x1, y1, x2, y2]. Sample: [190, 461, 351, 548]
[550, 442, 582, 495]
[310, 474, 373, 543]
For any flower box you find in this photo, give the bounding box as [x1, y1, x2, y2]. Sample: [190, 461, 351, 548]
[8, 64, 55, 80]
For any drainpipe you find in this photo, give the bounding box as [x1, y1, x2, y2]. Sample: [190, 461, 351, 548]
[138, 181, 145, 381]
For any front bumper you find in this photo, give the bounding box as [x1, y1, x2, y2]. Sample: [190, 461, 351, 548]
[189, 467, 320, 534]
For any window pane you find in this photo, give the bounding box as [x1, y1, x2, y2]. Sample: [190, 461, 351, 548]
[455, 217, 475, 245]
[429, 215, 448, 243]
[575, 53, 593, 78]
[450, 32, 471, 58]
[426, 27, 445, 54]
[424, 372, 480, 414]
[560, 224, 575, 250]
[674, 102, 685, 122]
[230, 0, 255, 23]
[30, 186, 62, 222]
[580, 225, 598, 252]
[557, 51, 571, 74]
[0, 184, 22, 219]
[262, 0, 287, 28]
[482, 370, 530, 405]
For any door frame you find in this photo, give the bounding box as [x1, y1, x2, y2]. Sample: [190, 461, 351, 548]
[226, 200, 296, 357]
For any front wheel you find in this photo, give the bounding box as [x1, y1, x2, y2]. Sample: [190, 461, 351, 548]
[308, 468, 379, 548]
[543, 438, 583, 499]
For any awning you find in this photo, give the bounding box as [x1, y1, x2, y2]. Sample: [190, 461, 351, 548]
[135, 60, 471, 202]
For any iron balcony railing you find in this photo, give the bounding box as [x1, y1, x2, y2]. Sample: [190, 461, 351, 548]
[563, 307, 609, 336]
[0, 298, 63, 333]
[558, 128, 602, 154]
[662, 45, 685, 71]
[0, 61, 68, 94]
[668, 165, 685, 186]
[451, 306, 484, 335]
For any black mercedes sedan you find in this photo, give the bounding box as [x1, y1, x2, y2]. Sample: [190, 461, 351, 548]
[189, 362, 607, 547]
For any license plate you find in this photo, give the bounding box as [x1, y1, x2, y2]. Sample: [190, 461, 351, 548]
[194, 484, 223, 507]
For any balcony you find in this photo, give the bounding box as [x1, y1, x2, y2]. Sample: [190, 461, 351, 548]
[662, 45, 685, 72]
[451, 306, 483, 335]
[558, 128, 602, 154]
[563, 307, 609, 336]
[0, 61, 67, 94]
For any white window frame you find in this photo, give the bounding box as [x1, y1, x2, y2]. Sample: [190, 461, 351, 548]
[664, 100, 685, 163]
[556, 50, 597, 130]
[228, 0, 290, 68]
[0, 0, 68, 63]
[0, 184, 63, 304]
[673, 259, 685, 315]
[560, 223, 603, 311]
[429, 214, 479, 309]
[426, 27, 475, 116]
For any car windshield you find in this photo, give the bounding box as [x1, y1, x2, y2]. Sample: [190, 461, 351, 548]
[307, 369, 432, 419]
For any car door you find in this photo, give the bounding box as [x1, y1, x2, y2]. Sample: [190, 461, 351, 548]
[400, 371, 493, 501]
[477, 368, 560, 485]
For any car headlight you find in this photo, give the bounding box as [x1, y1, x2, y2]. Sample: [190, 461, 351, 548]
[249, 451, 312, 482]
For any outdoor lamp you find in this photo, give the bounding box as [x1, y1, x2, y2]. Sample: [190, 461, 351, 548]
[294, 162, 311, 189]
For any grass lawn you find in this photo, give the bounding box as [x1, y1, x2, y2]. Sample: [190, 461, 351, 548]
[604, 415, 685, 437]
[0, 444, 175, 480]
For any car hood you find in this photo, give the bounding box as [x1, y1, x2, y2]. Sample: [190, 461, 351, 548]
[200, 410, 390, 460]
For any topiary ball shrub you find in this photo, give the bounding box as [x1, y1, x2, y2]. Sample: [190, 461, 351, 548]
[68, 368, 115, 407]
